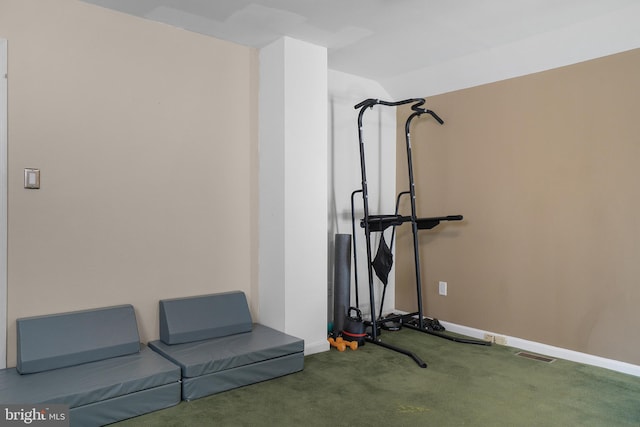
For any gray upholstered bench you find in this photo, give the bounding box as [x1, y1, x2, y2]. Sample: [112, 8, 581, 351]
[148, 291, 304, 400]
[0, 305, 181, 426]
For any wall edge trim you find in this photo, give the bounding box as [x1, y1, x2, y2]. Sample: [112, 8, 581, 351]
[440, 320, 640, 378]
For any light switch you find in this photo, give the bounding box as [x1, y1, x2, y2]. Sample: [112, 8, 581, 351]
[24, 168, 40, 189]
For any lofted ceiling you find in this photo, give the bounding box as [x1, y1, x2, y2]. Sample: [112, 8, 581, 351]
[81, 0, 640, 97]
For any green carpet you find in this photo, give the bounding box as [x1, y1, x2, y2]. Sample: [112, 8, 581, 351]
[114, 329, 640, 426]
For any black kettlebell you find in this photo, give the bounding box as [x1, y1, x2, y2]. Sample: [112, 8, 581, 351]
[342, 307, 366, 345]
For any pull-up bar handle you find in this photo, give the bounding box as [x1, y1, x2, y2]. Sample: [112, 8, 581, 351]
[421, 109, 444, 125]
[355, 98, 444, 125]
[354, 98, 378, 109]
[354, 98, 426, 110]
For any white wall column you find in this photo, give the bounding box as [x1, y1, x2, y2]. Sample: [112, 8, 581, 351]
[259, 37, 328, 354]
[1, 39, 7, 368]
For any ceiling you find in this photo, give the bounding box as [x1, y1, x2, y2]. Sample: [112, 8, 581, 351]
[81, 0, 640, 97]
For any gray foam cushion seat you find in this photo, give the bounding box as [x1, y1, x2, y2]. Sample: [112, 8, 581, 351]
[1, 305, 182, 426]
[149, 323, 303, 377]
[148, 291, 304, 400]
[16, 304, 141, 374]
[0, 344, 180, 407]
[159, 291, 253, 344]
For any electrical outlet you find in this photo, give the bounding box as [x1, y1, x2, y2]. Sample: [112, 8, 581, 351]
[438, 281, 447, 296]
[483, 333, 507, 345]
[494, 335, 508, 345]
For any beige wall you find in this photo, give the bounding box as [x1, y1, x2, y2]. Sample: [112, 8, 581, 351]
[395, 48, 640, 365]
[1, 0, 258, 367]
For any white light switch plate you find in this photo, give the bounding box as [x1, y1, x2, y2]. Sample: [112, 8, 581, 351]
[438, 281, 447, 296]
[24, 168, 40, 189]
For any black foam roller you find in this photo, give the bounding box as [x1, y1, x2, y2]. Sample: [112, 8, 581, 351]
[333, 234, 351, 334]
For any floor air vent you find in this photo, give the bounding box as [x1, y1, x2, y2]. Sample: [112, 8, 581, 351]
[516, 351, 556, 363]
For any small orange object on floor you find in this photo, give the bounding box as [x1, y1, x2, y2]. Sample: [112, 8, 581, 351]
[328, 336, 358, 352]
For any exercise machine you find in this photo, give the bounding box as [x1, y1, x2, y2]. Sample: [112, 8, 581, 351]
[350, 98, 490, 368]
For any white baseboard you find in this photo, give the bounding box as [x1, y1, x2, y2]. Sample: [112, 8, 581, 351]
[439, 320, 640, 378]
[305, 339, 330, 356]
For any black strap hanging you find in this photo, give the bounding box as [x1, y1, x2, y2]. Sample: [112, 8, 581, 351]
[372, 228, 393, 285]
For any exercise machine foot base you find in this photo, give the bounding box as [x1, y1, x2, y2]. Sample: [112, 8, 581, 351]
[403, 321, 492, 346]
[366, 336, 427, 368]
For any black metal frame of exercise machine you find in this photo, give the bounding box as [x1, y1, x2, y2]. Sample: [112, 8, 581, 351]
[350, 98, 490, 368]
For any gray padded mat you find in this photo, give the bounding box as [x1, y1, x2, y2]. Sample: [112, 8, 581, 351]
[181, 352, 304, 400]
[0, 345, 180, 408]
[69, 382, 180, 427]
[159, 291, 253, 344]
[149, 323, 304, 377]
[16, 305, 140, 374]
